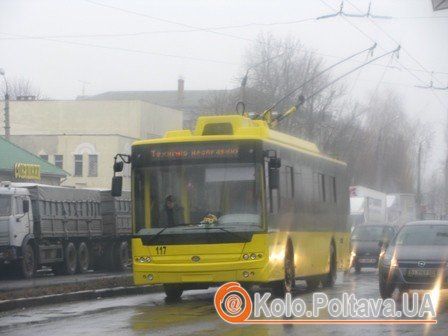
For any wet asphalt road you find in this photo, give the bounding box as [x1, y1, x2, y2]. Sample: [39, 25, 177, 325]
[0, 270, 131, 292]
[0, 269, 447, 336]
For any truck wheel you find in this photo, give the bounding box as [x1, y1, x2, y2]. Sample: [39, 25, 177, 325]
[20, 243, 36, 279]
[114, 241, 130, 272]
[322, 244, 337, 288]
[164, 284, 183, 301]
[77, 242, 89, 273]
[271, 245, 294, 297]
[57, 242, 77, 275]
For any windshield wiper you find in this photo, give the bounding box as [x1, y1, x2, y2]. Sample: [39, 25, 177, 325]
[146, 223, 194, 244]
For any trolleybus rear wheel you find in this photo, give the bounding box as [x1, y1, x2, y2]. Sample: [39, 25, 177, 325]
[322, 243, 336, 288]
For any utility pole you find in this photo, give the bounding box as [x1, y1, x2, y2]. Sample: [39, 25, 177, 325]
[0, 68, 10, 140]
[445, 156, 448, 219]
[445, 110, 448, 219]
[417, 142, 422, 220]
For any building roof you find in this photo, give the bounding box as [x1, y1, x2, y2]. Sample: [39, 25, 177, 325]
[80, 90, 228, 112]
[0, 136, 68, 177]
[432, 0, 448, 10]
[79, 88, 267, 114]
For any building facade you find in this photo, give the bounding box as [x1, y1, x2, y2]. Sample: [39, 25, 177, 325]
[6, 100, 183, 189]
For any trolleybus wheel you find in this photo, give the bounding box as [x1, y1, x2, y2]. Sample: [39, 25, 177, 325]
[272, 244, 294, 297]
[164, 284, 184, 301]
[306, 277, 320, 291]
[322, 243, 336, 288]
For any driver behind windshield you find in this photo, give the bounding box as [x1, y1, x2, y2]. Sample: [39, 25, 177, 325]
[163, 195, 184, 227]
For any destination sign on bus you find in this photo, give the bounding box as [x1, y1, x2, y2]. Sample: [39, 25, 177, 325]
[149, 144, 239, 160]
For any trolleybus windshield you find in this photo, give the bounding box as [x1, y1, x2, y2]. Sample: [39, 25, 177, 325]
[133, 162, 264, 236]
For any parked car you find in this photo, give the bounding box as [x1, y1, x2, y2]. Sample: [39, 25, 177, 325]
[378, 221, 448, 299]
[351, 224, 396, 273]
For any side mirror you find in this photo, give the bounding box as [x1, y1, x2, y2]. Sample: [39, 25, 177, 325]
[113, 161, 124, 173]
[269, 168, 280, 190]
[111, 176, 123, 197]
[23, 200, 30, 213]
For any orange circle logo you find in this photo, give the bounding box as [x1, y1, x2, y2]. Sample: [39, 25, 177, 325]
[214, 282, 252, 323]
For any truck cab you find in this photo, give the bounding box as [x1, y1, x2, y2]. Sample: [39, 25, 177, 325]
[0, 182, 33, 265]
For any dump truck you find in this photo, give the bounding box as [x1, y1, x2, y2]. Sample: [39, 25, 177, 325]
[349, 186, 387, 228]
[0, 182, 131, 278]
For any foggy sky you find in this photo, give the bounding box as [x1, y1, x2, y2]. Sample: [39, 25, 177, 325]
[0, 0, 447, 174]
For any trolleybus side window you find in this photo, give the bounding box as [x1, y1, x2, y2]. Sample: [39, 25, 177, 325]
[265, 160, 280, 214]
[329, 176, 337, 203]
[284, 166, 294, 199]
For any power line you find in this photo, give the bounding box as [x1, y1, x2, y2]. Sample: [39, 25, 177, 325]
[3, 1, 448, 78]
[82, 0, 256, 44]
[344, 0, 448, 110]
[317, 1, 392, 20]
[0, 18, 317, 41]
[0, 32, 238, 66]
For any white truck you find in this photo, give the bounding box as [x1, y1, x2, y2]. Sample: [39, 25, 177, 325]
[0, 182, 131, 278]
[349, 186, 387, 228]
[386, 193, 417, 229]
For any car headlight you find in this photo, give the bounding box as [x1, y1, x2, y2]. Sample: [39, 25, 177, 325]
[383, 256, 398, 268]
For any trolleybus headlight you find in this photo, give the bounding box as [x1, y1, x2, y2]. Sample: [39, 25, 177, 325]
[243, 271, 250, 278]
[250, 253, 257, 260]
[243, 254, 250, 260]
[136, 256, 152, 263]
[147, 274, 154, 281]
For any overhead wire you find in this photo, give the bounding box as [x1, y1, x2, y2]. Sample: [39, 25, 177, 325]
[318, 0, 448, 111]
[345, 0, 446, 88]
[1, 0, 446, 103]
[2, 2, 447, 78]
[0, 18, 317, 41]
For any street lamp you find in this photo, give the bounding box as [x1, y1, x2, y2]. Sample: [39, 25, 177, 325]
[0, 68, 10, 140]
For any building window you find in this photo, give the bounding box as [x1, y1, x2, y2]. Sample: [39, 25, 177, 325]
[54, 155, 63, 169]
[74, 154, 83, 177]
[318, 173, 326, 202]
[40, 154, 48, 161]
[88, 154, 98, 177]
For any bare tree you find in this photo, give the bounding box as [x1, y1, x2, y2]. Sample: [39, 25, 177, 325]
[0, 77, 42, 100]
[203, 34, 428, 195]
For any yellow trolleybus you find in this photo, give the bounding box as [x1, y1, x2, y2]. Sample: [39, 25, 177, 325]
[112, 114, 351, 299]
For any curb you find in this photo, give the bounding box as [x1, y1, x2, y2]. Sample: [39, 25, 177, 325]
[0, 284, 162, 312]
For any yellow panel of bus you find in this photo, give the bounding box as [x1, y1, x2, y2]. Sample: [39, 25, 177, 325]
[127, 115, 351, 299]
